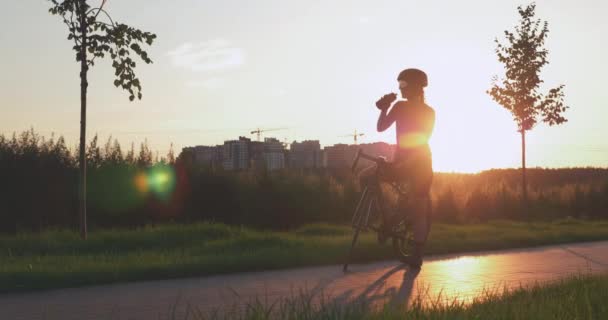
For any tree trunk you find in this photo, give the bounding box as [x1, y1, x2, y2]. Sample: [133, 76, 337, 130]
[78, 4, 88, 240]
[521, 129, 528, 212]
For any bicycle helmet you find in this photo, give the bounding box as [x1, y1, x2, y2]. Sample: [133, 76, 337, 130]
[397, 68, 428, 88]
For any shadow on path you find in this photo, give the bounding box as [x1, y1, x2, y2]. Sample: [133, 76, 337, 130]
[310, 263, 421, 312]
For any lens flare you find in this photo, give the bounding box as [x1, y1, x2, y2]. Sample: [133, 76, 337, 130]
[88, 165, 147, 213]
[399, 133, 428, 149]
[148, 164, 176, 201]
[134, 171, 149, 194]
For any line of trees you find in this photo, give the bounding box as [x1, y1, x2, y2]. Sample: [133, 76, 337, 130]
[0, 130, 356, 232]
[0, 129, 171, 232]
[1, 129, 607, 233]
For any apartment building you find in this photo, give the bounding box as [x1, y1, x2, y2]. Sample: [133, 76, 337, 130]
[290, 140, 322, 169]
[222, 137, 250, 170]
[263, 137, 285, 171]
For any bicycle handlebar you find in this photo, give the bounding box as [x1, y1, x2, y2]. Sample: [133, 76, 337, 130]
[351, 149, 387, 172]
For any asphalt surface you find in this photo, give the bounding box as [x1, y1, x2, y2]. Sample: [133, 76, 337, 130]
[1, 241, 607, 319]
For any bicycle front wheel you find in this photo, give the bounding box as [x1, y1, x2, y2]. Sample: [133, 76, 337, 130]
[344, 188, 371, 272]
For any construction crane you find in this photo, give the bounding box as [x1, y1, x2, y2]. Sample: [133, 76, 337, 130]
[250, 127, 287, 141]
[340, 130, 365, 145]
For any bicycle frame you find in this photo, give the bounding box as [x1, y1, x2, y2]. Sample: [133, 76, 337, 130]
[343, 149, 432, 272]
[350, 187, 378, 234]
[344, 150, 405, 272]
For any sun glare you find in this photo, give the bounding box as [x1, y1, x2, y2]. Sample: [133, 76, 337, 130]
[423, 256, 492, 304]
[430, 105, 522, 173]
[399, 133, 428, 149]
[357, 45, 530, 173]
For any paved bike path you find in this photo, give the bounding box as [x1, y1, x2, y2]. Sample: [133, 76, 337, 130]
[1, 241, 607, 319]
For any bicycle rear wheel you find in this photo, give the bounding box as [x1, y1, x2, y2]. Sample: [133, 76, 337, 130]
[375, 184, 416, 260]
[392, 197, 432, 262]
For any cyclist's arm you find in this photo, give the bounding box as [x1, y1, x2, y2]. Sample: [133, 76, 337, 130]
[377, 103, 400, 132]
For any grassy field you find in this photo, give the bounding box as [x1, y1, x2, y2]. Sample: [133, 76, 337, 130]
[1, 218, 608, 293]
[194, 273, 608, 320]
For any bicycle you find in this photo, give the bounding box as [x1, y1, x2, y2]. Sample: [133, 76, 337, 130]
[343, 149, 428, 272]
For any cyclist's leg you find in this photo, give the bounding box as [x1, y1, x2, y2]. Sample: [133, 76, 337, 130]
[411, 194, 431, 243]
[393, 154, 432, 241]
[397, 156, 433, 268]
[416, 167, 434, 264]
[412, 160, 433, 243]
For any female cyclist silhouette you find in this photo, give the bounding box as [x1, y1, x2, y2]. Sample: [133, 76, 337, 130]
[359, 68, 435, 268]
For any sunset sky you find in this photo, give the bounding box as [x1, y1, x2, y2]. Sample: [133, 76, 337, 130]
[1, 0, 607, 172]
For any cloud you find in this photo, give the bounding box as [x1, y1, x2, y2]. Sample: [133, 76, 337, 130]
[167, 39, 245, 72]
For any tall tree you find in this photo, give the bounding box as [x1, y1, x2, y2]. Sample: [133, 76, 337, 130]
[167, 143, 176, 165]
[137, 140, 153, 167]
[125, 142, 136, 165]
[48, 0, 156, 238]
[86, 134, 103, 169]
[488, 3, 568, 207]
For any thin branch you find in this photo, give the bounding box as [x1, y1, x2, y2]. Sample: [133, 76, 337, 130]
[94, 21, 116, 28]
[67, 9, 81, 46]
[85, 0, 107, 16]
[69, 8, 75, 27]
[94, 0, 107, 20]
[97, 8, 116, 27]
[73, 0, 81, 15]
[86, 7, 116, 27]
[88, 55, 101, 66]
[61, 16, 81, 46]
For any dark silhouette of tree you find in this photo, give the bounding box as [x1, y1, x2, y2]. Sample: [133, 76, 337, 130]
[2, 129, 608, 231]
[167, 143, 176, 165]
[125, 142, 136, 165]
[104, 137, 124, 165]
[86, 134, 103, 169]
[48, 0, 156, 238]
[488, 3, 568, 207]
[137, 140, 153, 167]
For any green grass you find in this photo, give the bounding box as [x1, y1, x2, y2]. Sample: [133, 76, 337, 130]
[190, 273, 608, 320]
[2, 218, 608, 293]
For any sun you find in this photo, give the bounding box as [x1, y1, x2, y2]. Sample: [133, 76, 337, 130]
[430, 105, 521, 173]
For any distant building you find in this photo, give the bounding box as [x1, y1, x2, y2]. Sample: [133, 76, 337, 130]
[263, 137, 285, 171]
[219, 136, 286, 171]
[190, 145, 223, 168]
[183, 136, 395, 171]
[249, 140, 266, 171]
[223, 137, 250, 170]
[290, 140, 322, 169]
[323, 144, 355, 168]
